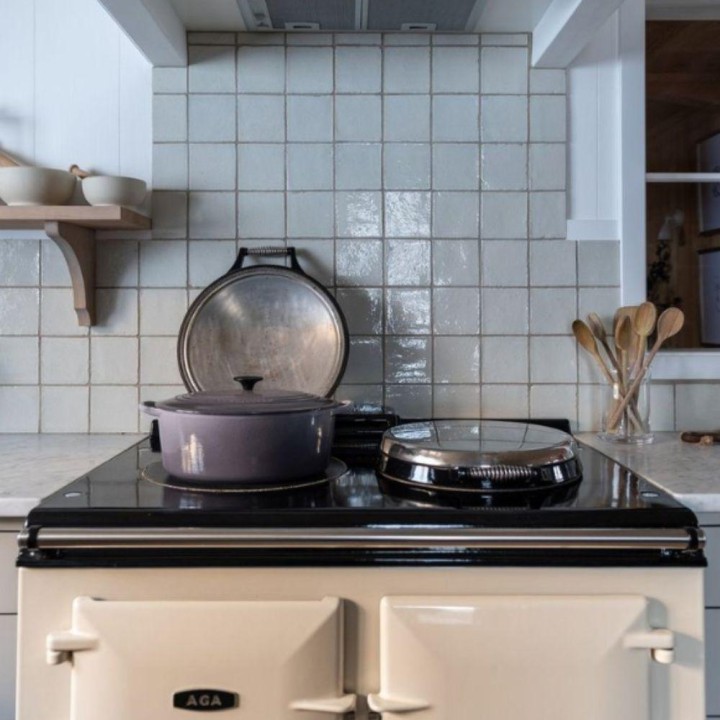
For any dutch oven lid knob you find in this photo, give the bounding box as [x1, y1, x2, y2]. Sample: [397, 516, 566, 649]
[233, 375, 263, 392]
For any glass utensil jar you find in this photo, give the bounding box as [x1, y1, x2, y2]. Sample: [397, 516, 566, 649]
[600, 370, 653, 444]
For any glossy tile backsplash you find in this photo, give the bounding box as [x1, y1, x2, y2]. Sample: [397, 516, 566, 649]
[1, 30, 702, 433]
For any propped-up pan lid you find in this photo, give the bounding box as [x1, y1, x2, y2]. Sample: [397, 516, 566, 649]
[178, 247, 349, 397]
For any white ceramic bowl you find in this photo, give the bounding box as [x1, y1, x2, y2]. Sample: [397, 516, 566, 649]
[81, 175, 147, 207]
[0, 167, 76, 206]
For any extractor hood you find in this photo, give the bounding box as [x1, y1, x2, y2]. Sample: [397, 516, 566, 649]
[236, 0, 487, 32]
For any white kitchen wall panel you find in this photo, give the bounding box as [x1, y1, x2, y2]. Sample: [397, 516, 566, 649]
[0, 14, 716, 432]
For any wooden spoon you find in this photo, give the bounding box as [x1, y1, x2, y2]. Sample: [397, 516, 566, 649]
[607, 307, 685, 429]
[614, 315, 633, 387]
[587, 313, 621, 374]
[613, 305, 638, 337]
[69, 164, 91, 179]
[573, 320, 615, 385]
[0, 150, 22, 167]
[630, 301, 657, 376]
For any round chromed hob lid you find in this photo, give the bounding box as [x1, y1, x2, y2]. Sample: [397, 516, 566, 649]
[378, 420, 582, 493]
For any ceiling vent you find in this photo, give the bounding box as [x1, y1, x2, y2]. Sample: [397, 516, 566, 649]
[236, 0, 486, 31]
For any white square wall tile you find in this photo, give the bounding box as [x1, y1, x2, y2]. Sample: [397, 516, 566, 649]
[0, 239, 39, 286]
[337, 288, 383, 335]
[92, 289, 139, 336]
[529, 287, 577, 334]
[190, 192, 237, 239]
[0, 387, 39, 432]
[385, 384, 432, 418]
[188, 45, 236, 92]
[336, 192, 383, 237]
[41, 338, 88, 384]
[530, 384, 578, 426]
[385, 289, 431, 335]
[335, 95, 381, 142]
[675, 384, 720, 429]
[481, 144, 527, 191]
[287, 47, 334, 93]
[481, 288, 528, 335]
[383, 144, 431, 190]
[432, 95, 479, 142]
[336, 240, 383, 286]
[287, 192, 334, 238]
[336, 47, 381, 93]
[288, 95, 333, 142]
[433, 34, 479, 45]
[386, 240, 431, 286]
[433, 47, 479, 93]
[578, 240, 620, 286]
[91, 337, 138, 385]
[237, 46, 285, 93]
[97, 241, 139, 288]
[433, 144, 479, 191]
[153, 144, 188, 191]
[336, 144, 382, 190]
[41, 289, 87, 337]
[481, 96, 527, 143]
[481, 384, 529, 418]
[577, 288, 621, 328]
[189, 94, 236, 142]
[649, 383, 675, 431]
[529, 68, 566, 94]
[434, 336, 480, 384]
[292, 240, 335, 286]
[481, 47, 528, 94]
[481, 192, 527, 239]
[432, 240, 479, 287]
[383, 47, 430, 93]
[433, 288, 480, 335]
[433, 193, 479, 238]
[189, 143, 236, 191]
[189, 240, 237, 288]
[0, 289, 39, 335]
[237, 144, 285, 191]
[0, 337, 38, 384]
[41, 386, 89, 432]
[530, 240, 576, 286]
[578, 384, 605, 432]
[384, 96, 430, 142]
[90, 386, 139, 433]
[530, 191, 567, 238]
[237, 95, 285, 142]
[529, 143, 566, 191]
[237, 192, 285, 238]
[433, 384, 481, 418]
[287, 144, 333, 190]
[153, 95, 187, 142]
[343, 337, 383, 383]
[530, 95, 567, 142]
[153, 67, 187, 93]
[140, 240, 187, 287]
[41, 240, 71, 287]
[530, 335, 577, 383]
[482, 240, 528, 287]
[140, 289, 188, 336]
[385, 337, 431, 384]
[140, 337, 184, 385]
[384, 192, 430, 238]
[481, 336, 528, 383]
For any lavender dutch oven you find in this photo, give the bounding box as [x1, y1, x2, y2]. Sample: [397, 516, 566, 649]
[142, 376, 342, 483]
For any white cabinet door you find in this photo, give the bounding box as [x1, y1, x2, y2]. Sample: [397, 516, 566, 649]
[371, 595, 668, 720]
[48, 596, 353, 720]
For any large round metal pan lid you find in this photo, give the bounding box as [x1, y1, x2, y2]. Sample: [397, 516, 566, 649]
[380, 420, 577, 469]
[178, 266, 348, 396]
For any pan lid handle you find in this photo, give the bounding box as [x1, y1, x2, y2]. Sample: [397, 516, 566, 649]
[233, 375, 263, 392]
[228, 246, 302, 274]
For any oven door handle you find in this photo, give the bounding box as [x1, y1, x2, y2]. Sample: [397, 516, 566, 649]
[367, 694, 430, 713]
[290, 694, 356, 714]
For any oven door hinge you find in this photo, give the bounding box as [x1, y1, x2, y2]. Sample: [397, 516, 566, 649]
[46, 630, 98, 665]
[624, 628, 675, 664]
[290, 694, 356, 714]
[367, 695, 430, 713]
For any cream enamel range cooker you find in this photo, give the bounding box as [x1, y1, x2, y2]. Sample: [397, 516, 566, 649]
[16, 418, 706, 720]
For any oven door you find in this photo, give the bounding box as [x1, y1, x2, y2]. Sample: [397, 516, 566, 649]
[369, 595, 673, 720]
[46, 596, 355, 720]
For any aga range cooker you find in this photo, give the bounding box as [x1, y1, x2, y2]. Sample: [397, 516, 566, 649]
[15, 417, 706, 720]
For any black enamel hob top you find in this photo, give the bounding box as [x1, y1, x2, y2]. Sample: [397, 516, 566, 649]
[19, 420, 704, 569]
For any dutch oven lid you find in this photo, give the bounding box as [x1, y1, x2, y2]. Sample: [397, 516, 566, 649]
[148, 376, 341, 416]
[178, 247, 348, 397]
[381, 420, 577, 470]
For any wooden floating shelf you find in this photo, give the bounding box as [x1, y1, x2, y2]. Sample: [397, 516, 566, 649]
[646, 172, 720, 183]
[0, 205, 151, 326]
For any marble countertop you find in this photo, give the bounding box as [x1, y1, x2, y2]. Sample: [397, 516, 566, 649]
[576, 432, 720, 513]
[0, 434, 145, 517]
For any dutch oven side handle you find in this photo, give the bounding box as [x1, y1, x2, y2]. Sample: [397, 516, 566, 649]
[227, 246, 303, 275]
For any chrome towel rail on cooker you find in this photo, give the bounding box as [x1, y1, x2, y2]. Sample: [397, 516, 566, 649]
[177, 246, 349, 397]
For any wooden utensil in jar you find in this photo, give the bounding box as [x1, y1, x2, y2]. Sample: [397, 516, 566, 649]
[587, 313, 621, 374]
[572, 320, 615, 385]
[630, 302, 657, 376]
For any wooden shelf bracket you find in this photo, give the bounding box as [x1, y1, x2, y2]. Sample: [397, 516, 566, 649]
[44, 221, 96, 326]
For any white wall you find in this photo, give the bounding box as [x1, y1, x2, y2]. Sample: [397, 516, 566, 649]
[0, 0, 151, 186]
